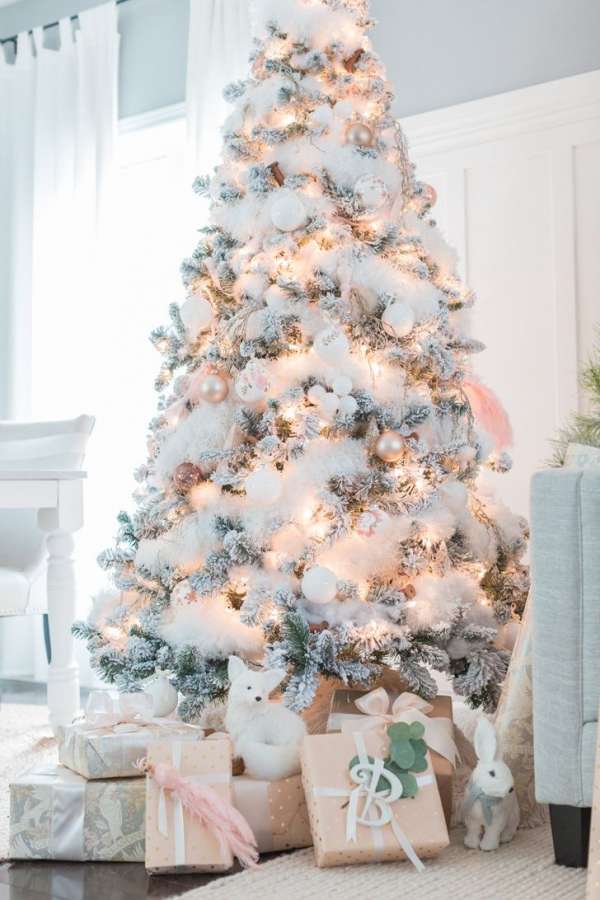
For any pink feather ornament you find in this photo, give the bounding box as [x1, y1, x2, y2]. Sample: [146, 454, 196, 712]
[139, 758, 259, 869]
[463, 377, 513, 451]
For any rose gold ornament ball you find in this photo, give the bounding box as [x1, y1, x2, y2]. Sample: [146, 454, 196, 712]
[375, 430, 404, 463]
[199, 373, 229, 404]
[345, 122, 374, 147]
[173, 462, 203, 493]
[421, 183, 437, 207]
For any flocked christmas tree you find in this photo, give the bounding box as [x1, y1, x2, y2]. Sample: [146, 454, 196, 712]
[75, 0, 529, 718]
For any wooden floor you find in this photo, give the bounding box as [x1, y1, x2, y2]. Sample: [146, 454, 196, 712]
[0, 679, 258, 900]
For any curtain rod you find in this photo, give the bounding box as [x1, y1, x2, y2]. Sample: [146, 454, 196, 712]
[1, 0, 130, 47]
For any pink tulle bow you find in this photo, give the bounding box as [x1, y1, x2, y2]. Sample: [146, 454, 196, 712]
[463, 377, 513, 451]
[149, 760, 259, 869]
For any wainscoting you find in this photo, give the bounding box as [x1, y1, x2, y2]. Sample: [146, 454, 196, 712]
[403, 69, 600, 517]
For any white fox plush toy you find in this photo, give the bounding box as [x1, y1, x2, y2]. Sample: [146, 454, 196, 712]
[225, 656, 307, 781]
[463, 717, 520, 851]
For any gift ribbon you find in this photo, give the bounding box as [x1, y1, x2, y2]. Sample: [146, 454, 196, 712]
[340, 688, 459, 768]
[14, 766, 86, 860]
[313, 732, 429, 872]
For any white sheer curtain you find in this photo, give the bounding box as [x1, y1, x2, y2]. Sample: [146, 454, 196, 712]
[0, 3, 119, 682]
[186, 0, 253, 178]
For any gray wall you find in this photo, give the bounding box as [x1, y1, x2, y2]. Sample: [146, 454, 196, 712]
[1, 0, 600, 119]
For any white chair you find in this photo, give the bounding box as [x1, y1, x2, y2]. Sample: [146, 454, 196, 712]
[0, 415, 94, 728]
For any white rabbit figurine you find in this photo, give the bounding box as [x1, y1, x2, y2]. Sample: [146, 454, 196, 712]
[225, 656, 307, 780]
[463, 717, 520, 851]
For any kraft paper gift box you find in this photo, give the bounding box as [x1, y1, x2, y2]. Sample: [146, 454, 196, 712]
[10, 765, 145, 861]
[302, 730, 449, 869]
[58, 691, 203, 780]
[232, 774, 312, 853]
[327, 687, 456, 828]
[145, 738, 236, 874]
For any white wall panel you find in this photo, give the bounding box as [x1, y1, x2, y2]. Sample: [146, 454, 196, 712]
[402, 71, 600, 516]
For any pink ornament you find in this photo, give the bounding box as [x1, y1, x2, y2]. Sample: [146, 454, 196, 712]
[356, 507, 386, 537]
[463, 377, 513, 451]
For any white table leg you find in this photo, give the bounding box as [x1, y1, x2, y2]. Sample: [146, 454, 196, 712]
[39, 479, 84, 731]
[45, 530, 80, 730]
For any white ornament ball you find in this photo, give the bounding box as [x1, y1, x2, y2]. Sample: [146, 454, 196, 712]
[180, 295, 213, 340]
[144, 673, 178, 717]
[319, 392, 340, 419]
[307, 384, 327, 405]
[345, 122, 374, 147]
[199, 373, 229, 404]
[265, 284, 290, 313]
[314, 327, 349, 363]
[382, 301, 415, 339]
[338, 395, 358, 417]
[354, 175, 390, 216]
[245, 309, 268, 341]
[235, 361, 270, 404]
[375, 430, 404, 463]
[302, 566, 338, 604]
[270, 189, 308, 232]
[332, 375, 352, 396]
[245, 468, 282, 505]
[310, 104, 333, 129]
[356, 507, 387, 537]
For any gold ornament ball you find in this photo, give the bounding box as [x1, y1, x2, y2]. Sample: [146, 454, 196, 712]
[173, 462, 203, 493]
[199, 373, 229, 404]
[375, 430, 404, 463]
[345, 122, 374, 147]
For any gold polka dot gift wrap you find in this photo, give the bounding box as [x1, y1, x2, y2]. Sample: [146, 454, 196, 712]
[232, 774, 312, 853]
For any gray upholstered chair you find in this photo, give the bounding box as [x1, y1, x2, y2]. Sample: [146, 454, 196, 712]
[531, 468, 600, 867]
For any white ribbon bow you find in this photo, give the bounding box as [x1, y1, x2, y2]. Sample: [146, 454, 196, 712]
[341, 688, 459, 768]
[83, 690, 157, 732]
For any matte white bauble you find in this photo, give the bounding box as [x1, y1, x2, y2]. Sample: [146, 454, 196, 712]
[245, 309, 268, 341]
[235, 361, 270, 404]
[382, 301, 415, 338]
[302, 566, 338, 604]
[332, 375, 352, 396]
[180, 295, 213, 340]
[143, 673, 178, 717]
[270, 189, 308, 232]
[245, 468, 282, 505]
[338, 395, 358, 417]
[199, 373, 229, 404]
[314, 327, 349, 363]
[319, 392, 340, 419]
[307, 384, 327, 405]
[310, 104, 333, 129]
[354, 175, 390, 215]
[375, 430, 404, 463]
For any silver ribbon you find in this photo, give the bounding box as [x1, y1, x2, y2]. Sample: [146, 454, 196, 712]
[20, 766, 86, 860]
[313, 732, 430, 872]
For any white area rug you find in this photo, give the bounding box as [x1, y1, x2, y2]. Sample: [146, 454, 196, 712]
[0, 702, 57, 861]
[181, 827, 586, 900]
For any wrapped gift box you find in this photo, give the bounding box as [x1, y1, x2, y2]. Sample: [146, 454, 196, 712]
[145, 738, 236, 874]
[302, 730, 449, 868]
[232, 774, 312, 853]
[59, 718, 203, 780]
[327, 687, 455, 828]
[10, 765, 145, 861]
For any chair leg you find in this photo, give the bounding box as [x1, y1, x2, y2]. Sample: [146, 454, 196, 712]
[45, 530, 80, 730]
[42, 614, 52, 664]
[549, 804, 591, 867]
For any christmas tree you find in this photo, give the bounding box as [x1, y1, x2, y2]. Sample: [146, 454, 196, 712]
[75, 0, 529, 718]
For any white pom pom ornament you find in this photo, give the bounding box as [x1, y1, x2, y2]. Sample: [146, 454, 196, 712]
[245, 468, 282, 505]
[382, 301, 415, 338]
[143, 672, 178, 717]
[338, 395, 358, 417]
[302, 566, 338, 604]
[180, 295, 213, 340]
[270, 190, 307, 232]
[332, 375, 352, 396]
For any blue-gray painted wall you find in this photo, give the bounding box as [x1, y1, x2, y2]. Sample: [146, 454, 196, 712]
[1, 0, 600, 119]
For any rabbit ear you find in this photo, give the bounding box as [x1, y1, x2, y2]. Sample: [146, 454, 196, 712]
[263, 668, 286, 696]
[474, 717, 497, 763]
[228, 656, 247, 682]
